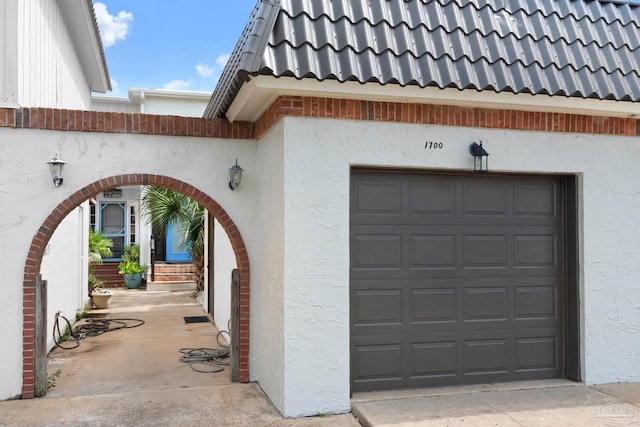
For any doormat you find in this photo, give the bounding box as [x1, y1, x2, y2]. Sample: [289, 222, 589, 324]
[184, 316, 210, 324]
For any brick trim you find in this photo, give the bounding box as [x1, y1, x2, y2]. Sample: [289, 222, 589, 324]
[3, 99, 637, 142]
[21, 175, 251, 398]
[0, 107, 254, 139]
[254, 96, 639, 138]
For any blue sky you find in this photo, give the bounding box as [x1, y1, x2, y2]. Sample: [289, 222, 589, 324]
[94, 1, 256, 96]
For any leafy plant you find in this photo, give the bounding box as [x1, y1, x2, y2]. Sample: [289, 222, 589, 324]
[121, 244, 140, 263]
[118, 260, 146, 274]
[118, 244, 146, 274]
[47, 369, 62, 390]
[88, 231, 113, 263]
[141, 186, 205, 291]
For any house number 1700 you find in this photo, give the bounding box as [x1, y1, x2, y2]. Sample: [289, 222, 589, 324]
[425, 141, 444, 149]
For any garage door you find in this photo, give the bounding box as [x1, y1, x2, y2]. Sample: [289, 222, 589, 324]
[350, 171, 565, 391]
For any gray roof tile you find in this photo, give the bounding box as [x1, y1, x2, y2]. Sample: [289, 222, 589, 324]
[205, 0, 640, 118]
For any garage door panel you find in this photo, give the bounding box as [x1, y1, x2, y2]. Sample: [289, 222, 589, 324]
[411, 341, 457, 378]
[352, 343, 403, 387]
[353, 289, 403, 325]
[352, 329, 561, 390]
[515, 286, 558, 319]
[463, 287, 508, 321]
[463, 235, 508, 268]
[514, 235, 557, 268]
[351, 171, 565, 391]
[352, 234, 402, 270]
[409, 182, 456, 215]
[462, 183, 508, 216]
[464, 339, 509, 374]
[411, 288, 456, 323]
[353, 181, 403, 215]
[514, 184, 559, 218]
[410, 234, 456, 269]
[515, 337, 559, 372]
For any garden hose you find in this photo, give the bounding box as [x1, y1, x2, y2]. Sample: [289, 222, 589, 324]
[179, 347, 230, 373]
[53, 311, 145, 350]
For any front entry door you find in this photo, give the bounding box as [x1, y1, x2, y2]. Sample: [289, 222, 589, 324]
[166, 220, 192, 262]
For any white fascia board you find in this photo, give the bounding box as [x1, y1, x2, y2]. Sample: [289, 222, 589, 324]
[58, 0, 110, 93]
[127, 88, 212, 101]
[227, 76, 640, 122]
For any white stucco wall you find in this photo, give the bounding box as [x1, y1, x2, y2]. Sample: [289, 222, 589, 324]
[213, 218, 236, 334]
[253, 121, 286, 411]
[4, 113, 640, 416]
[278, 115, 640, 416]
[42, 202, 89, 352]
[0, 127, 258, 400]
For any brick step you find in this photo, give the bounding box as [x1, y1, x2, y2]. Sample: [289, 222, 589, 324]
[153, 263, 197, 274]
[151, 263, 197, 282]
[147, 280, 196, 292]
[91, 262, 123, 288]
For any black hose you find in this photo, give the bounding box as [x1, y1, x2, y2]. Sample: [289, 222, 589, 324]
[179, 348, 229, 373]
[53, 311, 145, 350]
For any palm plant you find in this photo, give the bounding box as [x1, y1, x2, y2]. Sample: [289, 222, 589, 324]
[88, 231, 113, 293]
[141, 186, 205, 291]
[88, 230, 113, 263]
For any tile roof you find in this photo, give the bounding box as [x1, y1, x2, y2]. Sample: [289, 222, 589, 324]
[204, 0, 640, 119]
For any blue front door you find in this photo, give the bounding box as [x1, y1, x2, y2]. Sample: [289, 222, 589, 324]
[166, 220, 192, 262]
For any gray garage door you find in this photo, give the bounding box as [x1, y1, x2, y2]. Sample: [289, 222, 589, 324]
[350, 171, 565, 391]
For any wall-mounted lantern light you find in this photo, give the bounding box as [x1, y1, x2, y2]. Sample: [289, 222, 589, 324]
[469, 142, 489, 173]
[228, 158, 244, 190]
[47, 154, 66, 187]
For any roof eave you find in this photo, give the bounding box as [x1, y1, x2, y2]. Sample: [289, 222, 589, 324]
[204, 0, 281, 118]
[58, 0, 111, 93]
[226, 75, 640, 122]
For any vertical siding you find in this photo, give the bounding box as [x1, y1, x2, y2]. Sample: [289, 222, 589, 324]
[16, 0, 91, 109]
[0, 1, 18, 104]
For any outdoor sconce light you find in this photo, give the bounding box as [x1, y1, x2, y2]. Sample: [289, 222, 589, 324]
[228, 158, 244, 190]
[469, 142, 489, 173]
[47, 154, 66, 187]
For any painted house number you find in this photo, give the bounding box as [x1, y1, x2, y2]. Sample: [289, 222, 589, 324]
[425, 141, 444, 149]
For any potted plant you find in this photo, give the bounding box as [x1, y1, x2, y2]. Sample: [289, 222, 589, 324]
[119, 244, 146, 289]
[88, 231, 113, 308]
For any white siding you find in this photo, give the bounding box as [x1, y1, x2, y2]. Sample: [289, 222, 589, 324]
[15, 0, 91, 108]
[0, 1, 18, 104]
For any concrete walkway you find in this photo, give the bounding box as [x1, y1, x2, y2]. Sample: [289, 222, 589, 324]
[352, 380, 640, 426]
[0, 289, 358, 426]
[3, 289, 640, 426]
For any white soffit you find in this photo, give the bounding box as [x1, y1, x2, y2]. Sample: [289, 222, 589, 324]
[58, 0, 110, 93]
[226, 76, 640, 123]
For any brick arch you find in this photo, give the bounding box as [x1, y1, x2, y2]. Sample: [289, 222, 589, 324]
[22, 174, 250, 398]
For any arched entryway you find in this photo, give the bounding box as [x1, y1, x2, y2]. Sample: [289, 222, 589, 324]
[21, 174, 250, 398]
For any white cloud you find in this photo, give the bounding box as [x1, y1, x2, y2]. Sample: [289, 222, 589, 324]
[109, 78, 122, 96]
[196, 62, 214, 78]
[94, 2, 133, 48]
[216, 54, 231, 68]
[162, 79, 193, 91]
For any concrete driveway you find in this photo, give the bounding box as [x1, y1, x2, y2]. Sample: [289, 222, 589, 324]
[352, 379, 640, 426]
[2, 289, 640, 426]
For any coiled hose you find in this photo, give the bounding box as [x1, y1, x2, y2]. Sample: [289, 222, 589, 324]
[53, 311, 145, 350]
